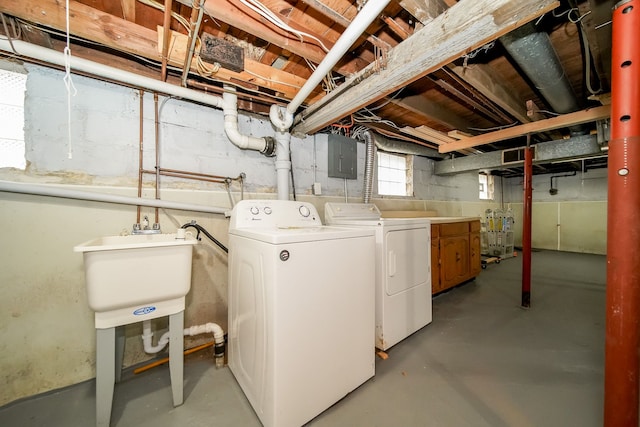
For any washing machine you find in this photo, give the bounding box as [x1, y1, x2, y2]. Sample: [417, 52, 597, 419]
[324, 202, 432, 351]
[228, 200, 376, 427]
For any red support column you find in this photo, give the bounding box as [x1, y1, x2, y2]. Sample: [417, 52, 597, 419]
[521, 141, 533, 308]
[605, 0, 640, 425]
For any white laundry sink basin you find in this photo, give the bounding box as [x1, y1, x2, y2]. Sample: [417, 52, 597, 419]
[74, 233, 198, 318]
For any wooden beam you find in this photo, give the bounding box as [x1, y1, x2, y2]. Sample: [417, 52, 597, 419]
[292, 0, 559, 135]
[202, 0, 364, 75]
[0, 0, 308, 99]
[449, 63, 533, 123]
[392, 96, 469, 130]
[398, 0, 448, 24]
[438, 105, 611, 153]
[120, 0, 136, 21]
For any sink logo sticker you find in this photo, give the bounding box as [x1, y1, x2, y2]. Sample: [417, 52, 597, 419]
[133, 306, 156, 316]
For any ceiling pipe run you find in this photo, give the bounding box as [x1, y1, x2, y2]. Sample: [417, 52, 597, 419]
[0, 40, 275, 158]
[0, 180, 229, 215]
[0, 40, 225, 109]
[500, 23, 585, 134]
[266, 0, 390, 200]
[269, 0, 391, 132]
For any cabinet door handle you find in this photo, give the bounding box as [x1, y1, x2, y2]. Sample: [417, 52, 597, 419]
[456, 252, 461, 261]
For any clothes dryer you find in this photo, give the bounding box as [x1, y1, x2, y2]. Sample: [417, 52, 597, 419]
[324, 202, 432, 351]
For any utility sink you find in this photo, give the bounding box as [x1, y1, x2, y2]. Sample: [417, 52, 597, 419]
[74, 233, 198, 328]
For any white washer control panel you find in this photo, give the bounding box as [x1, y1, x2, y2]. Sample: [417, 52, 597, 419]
[230, 200, 322, 229]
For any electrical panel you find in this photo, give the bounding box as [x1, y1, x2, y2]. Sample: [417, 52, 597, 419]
[326, 134, 357, 179]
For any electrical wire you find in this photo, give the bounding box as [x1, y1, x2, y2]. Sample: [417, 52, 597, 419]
[239, 0, 330, 52]
[467, 122, 518, 132]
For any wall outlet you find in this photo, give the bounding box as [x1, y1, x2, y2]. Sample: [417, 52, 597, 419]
[312, 182, 322, 195]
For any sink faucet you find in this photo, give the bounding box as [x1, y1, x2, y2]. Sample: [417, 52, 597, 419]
[132, 215, 162, 234]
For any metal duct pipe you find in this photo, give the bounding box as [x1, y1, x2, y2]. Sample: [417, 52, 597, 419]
[500, 24, 583, 132]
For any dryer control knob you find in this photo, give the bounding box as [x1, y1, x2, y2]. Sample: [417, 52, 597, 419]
[299, 205, 311, 217]
[264, 206, 272, 215]
[250, 206, 260, 215]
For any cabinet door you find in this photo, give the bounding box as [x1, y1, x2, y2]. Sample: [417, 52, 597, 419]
[431, 237, 440, 294]
[469, 232, 482, 277]
[440, 235, 470, 290]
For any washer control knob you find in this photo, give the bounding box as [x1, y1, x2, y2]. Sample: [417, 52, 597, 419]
[264, 206, 272, 215]
[299, 205, 311, 217]
[250, 206, 260, 215]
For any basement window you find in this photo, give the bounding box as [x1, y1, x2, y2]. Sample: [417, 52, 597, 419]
[479, 173, 494, 200]
[377, 151, 413, 196]
[0, 68, 27, 169]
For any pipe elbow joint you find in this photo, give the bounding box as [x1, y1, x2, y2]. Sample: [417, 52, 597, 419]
[269, 104, 294, 131]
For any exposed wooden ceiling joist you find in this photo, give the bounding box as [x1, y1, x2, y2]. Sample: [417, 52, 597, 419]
[448, 63, 533, 124]
[438, 105, 611, 153]
[291, 0, 559, 135]
[0, 0, 310, 99]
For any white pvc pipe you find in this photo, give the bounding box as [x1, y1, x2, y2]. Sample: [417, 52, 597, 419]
[142, 321, 225, 367]
[274, 131, 292, 200]
[0, 39, 225, 110]
[142, 320, 169, 353]
[0, 180, 228, 215]
[222, 85, 270, 153]
[0, 40, 274, 156]
[285, 0, 391, 115]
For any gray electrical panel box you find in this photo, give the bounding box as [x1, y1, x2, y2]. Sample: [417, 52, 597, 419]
[325, 134, 358, 179]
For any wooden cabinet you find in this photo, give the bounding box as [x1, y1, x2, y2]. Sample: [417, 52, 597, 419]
[431, 219, 481, 295]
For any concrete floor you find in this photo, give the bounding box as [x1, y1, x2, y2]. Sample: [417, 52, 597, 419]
[0, 250, 606, 427]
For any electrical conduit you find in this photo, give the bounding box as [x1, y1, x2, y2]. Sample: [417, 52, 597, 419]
[362, 130, 375, 203]
[142, 320, 226, 368]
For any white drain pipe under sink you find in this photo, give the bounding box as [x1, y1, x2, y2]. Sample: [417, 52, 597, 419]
[142, 320, 226, 368]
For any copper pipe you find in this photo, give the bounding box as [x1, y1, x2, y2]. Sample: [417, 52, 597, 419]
[521, 135, 533, 308]
[133, 342, 214, 375]
[157, 167, 243, 181]
[142, 169, 227, 184]
[153, 93, 160, 224]
[605, 1, 640, 425]
[137, 89, 144, 224]
[160, 0, 174, 81]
